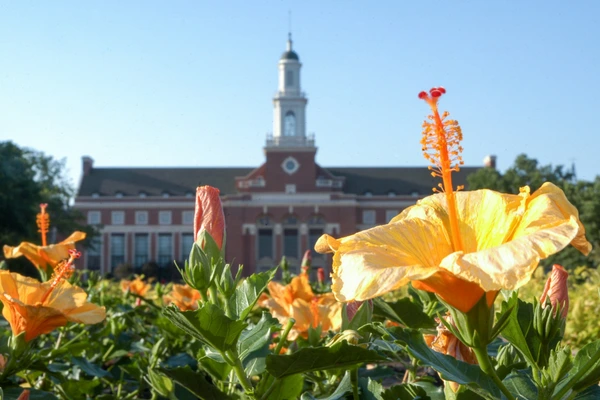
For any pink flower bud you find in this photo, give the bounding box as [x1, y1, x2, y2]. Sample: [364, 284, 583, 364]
[540, 264, 569, 319]
[346, 300, 373, 322]
[317, 267, 325, 284]
[301, 250, 312, 269]
[194, 186, 225, 250]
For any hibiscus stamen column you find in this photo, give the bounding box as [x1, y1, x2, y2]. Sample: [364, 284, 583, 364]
[39, 249, 80, 305]
[36, 203, 50, 247]
[419, 88, 465, 252]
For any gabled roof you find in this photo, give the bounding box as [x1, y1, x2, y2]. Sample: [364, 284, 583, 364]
[326, 167, 479, 196]
[77, 168, 252, 196]
[77, 166, 480, 197]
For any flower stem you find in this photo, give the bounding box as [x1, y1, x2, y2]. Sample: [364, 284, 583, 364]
[351, 368, 359, 400]
[225, 349, 254, 395]
[472, 346, 515, 400]
[274, 318, 295, 355]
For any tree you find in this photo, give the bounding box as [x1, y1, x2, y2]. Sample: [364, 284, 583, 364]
[467, 154, 598, 269]
[0, 141, 96, 269]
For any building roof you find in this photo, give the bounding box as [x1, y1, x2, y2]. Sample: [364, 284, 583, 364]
[77, 166, 480, 197]
[327, 167, 479, 196]
[77, 167, 252, 197]
[280, 50, 299, 61]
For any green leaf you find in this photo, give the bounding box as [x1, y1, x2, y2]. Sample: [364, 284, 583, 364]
[1, 388, 59, 400]
[162, 302, 247, 352]
[230, 267, 277, 320]
[381, 383, 432, 400]
[70, 356, 110, 378]
[238, 312, 279, 360]
[499, 294, 538, 366]
[359, 377, 384, 400]
[388, 327, 501, 399]
[562, 339, 600, 392]
[503, 370, 538, 400]
[300, 370, 352, 400]
[266, 340, 386, 379]
[158, 365, 231, 400]
[268, 374, 305, 400]
[574, 385, 600, 399]
[372, 297, 435, 329]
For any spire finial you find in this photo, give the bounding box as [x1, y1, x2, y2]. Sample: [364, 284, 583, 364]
[287, 10, 293, 51]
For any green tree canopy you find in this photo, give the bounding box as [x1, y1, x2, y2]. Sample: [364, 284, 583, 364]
[0, 141, 96, 271]
[467, 154, 599, 269]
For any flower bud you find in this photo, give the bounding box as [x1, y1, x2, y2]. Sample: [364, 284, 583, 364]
[317, 267, 325, 284]
[194, 186, 225, 251]
[346, 300, 373, 322]
[327, 329, 364, 347]
[540, 264, 569, 319]
[301, 250, 311, 275]
[218, 264, 236, 297]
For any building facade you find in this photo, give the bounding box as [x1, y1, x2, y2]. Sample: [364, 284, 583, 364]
[74, 37, 481, 278]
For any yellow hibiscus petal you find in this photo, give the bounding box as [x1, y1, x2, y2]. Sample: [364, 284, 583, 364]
[330, 217, 452, 302]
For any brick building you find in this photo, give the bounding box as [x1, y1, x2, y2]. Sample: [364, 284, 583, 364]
[74, 37, 481, 277]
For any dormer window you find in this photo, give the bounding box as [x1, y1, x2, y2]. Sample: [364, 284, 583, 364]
[115, 192, 124, 198]
[162, 192, 170, 198]
[92, 192, 100, 198]
[139, 192, 147, 198]
[411, 191, 420, 197]
[364, 191, 373, 197]
[388, 191, 396, 197]
[185, 192, 193, 198]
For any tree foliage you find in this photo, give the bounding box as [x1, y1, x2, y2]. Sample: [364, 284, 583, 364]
[468, 154, 600, 268]
[0, 141, 96, 263]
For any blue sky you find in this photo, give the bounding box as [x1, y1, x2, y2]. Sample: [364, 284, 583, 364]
[1, 1, 599, 191]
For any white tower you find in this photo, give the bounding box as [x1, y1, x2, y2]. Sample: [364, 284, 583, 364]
[268, 34, 312, 148]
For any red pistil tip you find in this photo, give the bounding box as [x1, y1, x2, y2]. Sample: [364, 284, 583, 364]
[68, 249, 81, 259]
[40, 203, 48, 211]
[418, 91, 428, 99]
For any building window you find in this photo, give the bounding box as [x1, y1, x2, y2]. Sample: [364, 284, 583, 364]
[181, 233, 194, 260]
[182, 210, 194, 225]
[362, 210, 376, 225]
[159, 211, 172, 225]
[115, 192, 124, 198]
[364, 191, 373, 197]
[139, 192, 147, 198]
[285, 184, 296, 194]
[158, 233, 173, 267]
[388, 191, 396, 197]
[134, 234, 149, 267]
[283, 229, 299, 259]
[258, 229, 273, 259]
[87, 236, 102, 271]
[162, 192, 170, 198]
[111, 211, 125, 225]
[88, 211, 101, 225]
[135, 211, 148, 225]
[92, 192, 100, 198]
[386, 210, 399, 223]
[286, 70, 294, 87]
[110, 234, 125, 270]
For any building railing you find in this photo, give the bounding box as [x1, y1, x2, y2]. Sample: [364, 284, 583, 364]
[265, 133, 315, 148]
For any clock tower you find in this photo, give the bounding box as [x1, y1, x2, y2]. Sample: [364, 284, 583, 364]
[268, 34, 311, 148]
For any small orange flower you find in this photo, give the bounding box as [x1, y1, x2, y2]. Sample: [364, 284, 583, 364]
[163, 284, 201, 311]
[540, 264, 569, 318]
[260, 273, 342, 340]
[194, 186, 225, 250]
[0, 251, 106, 341]
[3, 231, 86, 272]
[120, 276, 151, 297]
[424, 315, 478, 392]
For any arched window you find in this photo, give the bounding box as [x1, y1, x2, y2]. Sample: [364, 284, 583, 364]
[284, 111, 296, 136]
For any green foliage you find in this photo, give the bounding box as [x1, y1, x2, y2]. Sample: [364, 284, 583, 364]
[467, 153, 600, 268]
[0, 141, 97, 254]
